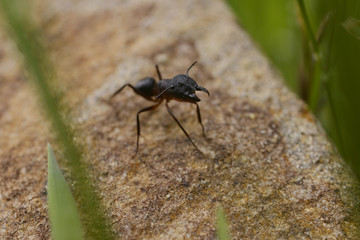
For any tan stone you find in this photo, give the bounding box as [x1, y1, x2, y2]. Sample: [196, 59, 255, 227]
[1, 0, 360, 239]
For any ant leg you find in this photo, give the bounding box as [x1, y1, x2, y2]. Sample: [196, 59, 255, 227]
[155, 65, 162, 80]
[192, 102, 206, 137]
[165, 102, 199, 151]
[136, 101, 163, 153]
[109, 83, 140, 101]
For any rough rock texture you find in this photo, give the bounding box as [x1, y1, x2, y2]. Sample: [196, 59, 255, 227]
[1, 0, 360, 239]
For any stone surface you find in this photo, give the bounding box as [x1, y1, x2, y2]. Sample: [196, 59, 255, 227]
[1, 0, 360, 239]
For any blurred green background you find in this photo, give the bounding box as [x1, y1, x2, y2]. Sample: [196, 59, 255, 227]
[226, 0, 360, 179]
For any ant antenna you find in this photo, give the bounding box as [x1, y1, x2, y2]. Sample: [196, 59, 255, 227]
[185, 61, 197, 82]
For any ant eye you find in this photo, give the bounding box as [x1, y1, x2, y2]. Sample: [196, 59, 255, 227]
[178, 83, 184, 87]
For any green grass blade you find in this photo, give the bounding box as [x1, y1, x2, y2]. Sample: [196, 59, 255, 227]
[296, 0, 323, 111]
[216, 206, 231, 240]
[47, 144, 84, 240]
[297, 0, 319, 53]
[308, 59, 322, 111]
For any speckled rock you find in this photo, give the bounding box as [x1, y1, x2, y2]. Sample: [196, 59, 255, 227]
[1, 0, 360, 239]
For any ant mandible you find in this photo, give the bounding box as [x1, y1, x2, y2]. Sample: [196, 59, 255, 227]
[109, 61, 210, 153]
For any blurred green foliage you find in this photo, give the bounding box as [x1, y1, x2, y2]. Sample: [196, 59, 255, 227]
[226, 0, 360, 179]
[226, 0, 301, 92]
[310, 0, 360, 178]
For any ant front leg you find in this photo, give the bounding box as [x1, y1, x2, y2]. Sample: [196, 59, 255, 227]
[192, 102, 206, 137]
[136, 100, 163, 153]
[165, 101, 199, 151]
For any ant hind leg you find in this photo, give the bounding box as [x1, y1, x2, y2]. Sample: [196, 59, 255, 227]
[109, 84, 138, 101]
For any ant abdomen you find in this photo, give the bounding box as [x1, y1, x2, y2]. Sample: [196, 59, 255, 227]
[135, 77, 156, 98]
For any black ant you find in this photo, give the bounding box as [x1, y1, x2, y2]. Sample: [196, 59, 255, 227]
[109, 61, 210, 153]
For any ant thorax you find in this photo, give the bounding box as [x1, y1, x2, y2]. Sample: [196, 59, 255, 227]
[157, 75, 201, 102]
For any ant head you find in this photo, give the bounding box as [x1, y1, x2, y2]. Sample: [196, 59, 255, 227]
[169, 61, 210, 102]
